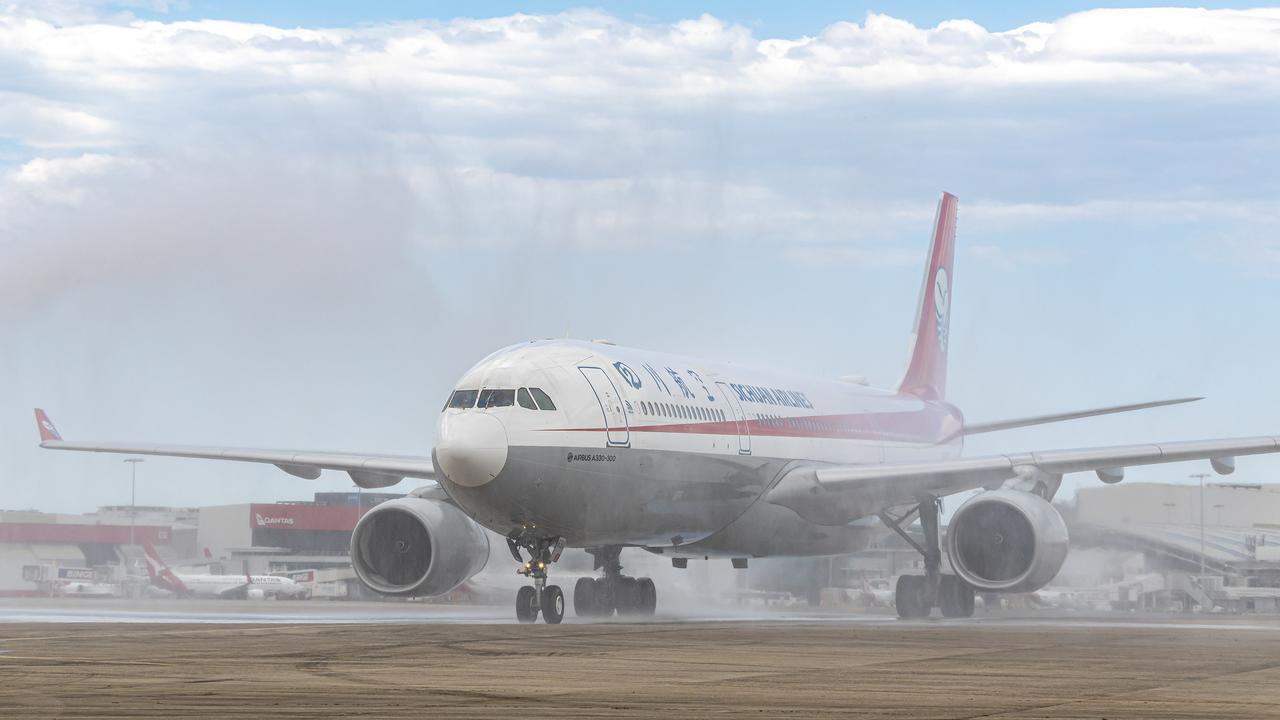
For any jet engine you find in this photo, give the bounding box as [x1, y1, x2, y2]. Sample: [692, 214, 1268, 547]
[946, 489, 1068, 594]
[246, 587, 266, 600]
[350, 497, 490, 597]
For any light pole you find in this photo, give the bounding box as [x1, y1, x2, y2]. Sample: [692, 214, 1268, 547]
[123, 458, 144, 551]
[1191, 473, 1211, 578]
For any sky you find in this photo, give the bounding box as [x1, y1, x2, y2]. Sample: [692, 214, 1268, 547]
[2, 1, 1279, 513]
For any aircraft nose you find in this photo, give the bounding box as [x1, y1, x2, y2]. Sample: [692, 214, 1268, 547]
[435, 412, 508, 487]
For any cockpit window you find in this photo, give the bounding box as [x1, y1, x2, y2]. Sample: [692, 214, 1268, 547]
[477, 388, 515, 408]
[517, 387, 537, 410]
[447, 389, 478, 409]
[528, 387, 556, 411]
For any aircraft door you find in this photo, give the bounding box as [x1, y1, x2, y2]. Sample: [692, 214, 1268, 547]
[579, 367, 630, 447]
[715, 381, 751, 455]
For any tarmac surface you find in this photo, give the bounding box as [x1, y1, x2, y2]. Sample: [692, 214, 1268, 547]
[3, 600, 1280, 718]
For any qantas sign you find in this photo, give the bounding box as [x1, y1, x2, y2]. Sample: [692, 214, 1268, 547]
[254, 513, 295, 527]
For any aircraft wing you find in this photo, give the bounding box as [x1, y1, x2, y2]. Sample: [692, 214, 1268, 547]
[217, 583, 252, 599]
[766, 435, 1280, 526]
[962, 397, 1202, 436]
[34, 409, 432, 488]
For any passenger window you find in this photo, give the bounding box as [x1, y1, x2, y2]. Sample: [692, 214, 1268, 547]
[477, 389, 515, 408]
[447, 389, 479, 409]
[528, 387, 557, 411]
[517, 388, 537, 410]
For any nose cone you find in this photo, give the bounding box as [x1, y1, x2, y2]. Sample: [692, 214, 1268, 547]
[435, 413, 508, 487]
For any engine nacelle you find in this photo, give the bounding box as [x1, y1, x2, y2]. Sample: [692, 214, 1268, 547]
[246, 587, 266, 600]
[350, 498, 490, 597]
[946, 489, 1068, 594]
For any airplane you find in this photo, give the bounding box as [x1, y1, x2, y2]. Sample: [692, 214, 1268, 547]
[34, 192, 1280, 623]
[141, 543, 310, 600]
[58, 581, 120, 599]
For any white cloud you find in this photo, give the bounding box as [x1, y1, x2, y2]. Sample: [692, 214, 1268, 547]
[0, 92, 115, 148]
[965, 243, 1070, 271]
[3, 152, 128, 208]
[0, 4, 1277, 307]
[11, 153, 118, 185]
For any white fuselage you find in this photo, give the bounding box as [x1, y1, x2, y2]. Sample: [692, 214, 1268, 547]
[166, 572, 305, 599]
[433, 339, 963, 556]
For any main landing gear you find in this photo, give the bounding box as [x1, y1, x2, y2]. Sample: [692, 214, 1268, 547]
[573, 546, 657, 618]
[880, 497, 975, 619]
[509, 533, 567, 624]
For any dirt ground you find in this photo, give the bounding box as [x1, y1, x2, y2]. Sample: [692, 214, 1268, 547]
[4, 618, 1280, 718]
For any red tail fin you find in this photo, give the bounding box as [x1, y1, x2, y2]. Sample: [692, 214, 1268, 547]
[34, 409, 62, 443]
[142, 542, 188, 593]
[142, 543, 160, 581]
[898, 192, 958, 401]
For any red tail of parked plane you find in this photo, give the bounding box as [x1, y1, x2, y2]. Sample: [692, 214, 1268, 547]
[142, 542, 188, 594]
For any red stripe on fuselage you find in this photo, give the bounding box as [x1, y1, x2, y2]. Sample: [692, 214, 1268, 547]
[542, 407, 962, 444]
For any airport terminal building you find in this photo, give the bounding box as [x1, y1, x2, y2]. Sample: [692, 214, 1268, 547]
[0, 507, 181, 596]
[0, 492, 399, 597]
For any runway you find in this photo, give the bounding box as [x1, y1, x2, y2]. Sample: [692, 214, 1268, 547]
[3, 602, 1280, 718]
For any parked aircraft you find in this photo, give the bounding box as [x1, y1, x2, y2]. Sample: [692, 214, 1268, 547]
[37, 193, 1280, 622]
[142, 543, 309, 600]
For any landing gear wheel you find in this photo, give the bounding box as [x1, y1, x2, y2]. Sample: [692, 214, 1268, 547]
[596, 580, 616, 617]
[636, 577, 657, 616]
[615, 576, 641, 616]
[939, 575, 975, 618]
[516, 585, 539, 623]
[542, 585, 565, 624]
[895, 575, 930, 619]
[574, 577, 598, 617]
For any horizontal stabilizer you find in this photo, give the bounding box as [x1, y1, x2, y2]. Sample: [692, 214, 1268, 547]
[963, 397, 1202, 436]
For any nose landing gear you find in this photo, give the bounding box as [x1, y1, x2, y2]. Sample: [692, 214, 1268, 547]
[574, 546, 657, 618]
[880, 497, 975, 619]
[509, 534, 566, 624]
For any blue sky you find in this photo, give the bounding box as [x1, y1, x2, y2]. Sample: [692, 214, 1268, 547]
[133, 1, 1253, 34]
[1, 2, 1278, 512]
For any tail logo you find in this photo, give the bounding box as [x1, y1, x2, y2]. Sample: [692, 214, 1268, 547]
[255, 513, 295, 526]
[40, 420, 56, 433]
[933, 267, 950, 353]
